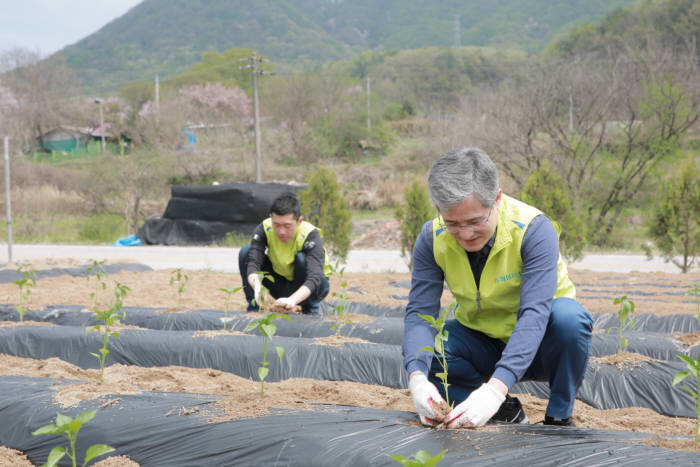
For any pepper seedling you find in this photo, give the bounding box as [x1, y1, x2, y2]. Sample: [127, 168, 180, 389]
[388, 449, 447, 466]
[85, 259, 107, 310]
[86, 282, 130, 383]
[673, 353, 700, 442]
[418, 301, 457, 407]
[607, 295, 635, 354]
[219, 285, 243, 330]
[246, 308, 292, 397]
[32, 409, 114, 467]
[12, 263, 37, 322]
[170, 268, 189, 305]
[330, 260, 352, 336]
[685, 282, 700, 324]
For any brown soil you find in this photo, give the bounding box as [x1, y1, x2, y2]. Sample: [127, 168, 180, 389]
[1, 260, 699, 461]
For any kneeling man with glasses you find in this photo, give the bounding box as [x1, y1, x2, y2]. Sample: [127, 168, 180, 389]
[404, 147, 592, 428]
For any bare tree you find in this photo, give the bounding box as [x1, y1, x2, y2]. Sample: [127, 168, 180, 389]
[470, 37, 699, 245]
[0, 48, 83, 153]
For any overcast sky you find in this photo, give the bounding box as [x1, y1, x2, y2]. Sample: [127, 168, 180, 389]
[0, 0, 143, 56]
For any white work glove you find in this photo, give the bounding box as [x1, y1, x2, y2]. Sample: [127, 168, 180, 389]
[275, 297, 296, 309]
[409, 373, 446, 426]
[248, 274, 262, 305]
[446, 383, 505, 428]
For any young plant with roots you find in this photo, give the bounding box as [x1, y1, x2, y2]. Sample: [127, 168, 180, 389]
[607, 295, 635, 354]
[32, 409, 114, 467]
[86, 282, 130, 383]
[418, 301, 457, 408]
[12, 262, 37, 322]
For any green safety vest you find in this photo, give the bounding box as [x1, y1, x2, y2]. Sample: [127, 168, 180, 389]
[432, 194, 576, 342]
[263, 218, 332, 281]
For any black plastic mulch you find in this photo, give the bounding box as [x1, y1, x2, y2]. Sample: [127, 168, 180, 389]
[1, 376, 697, 467]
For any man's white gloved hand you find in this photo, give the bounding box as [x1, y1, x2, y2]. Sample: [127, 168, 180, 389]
[275, 297, 296, 309]
[248, 274, 262, 305]
[409, 372, 446, 426]
[446, 383, 505, 428]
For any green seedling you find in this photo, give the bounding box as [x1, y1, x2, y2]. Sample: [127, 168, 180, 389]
[388, 449, 447, 466]
[685, 282, 700, 324]
[673, 353, 700, 442]
[12, 263, 37, 322]
[219, 285, 243, 330]
[606, 296, 635, 354]
[170, 268, 189, 304]
[85, 259, 107, 309]
[330, 260, 352, 336]
[246, 308, 292, 397]
[86, 282, 130, 383]
[418, 301, 457, 407]
[32, 409, 115, 467]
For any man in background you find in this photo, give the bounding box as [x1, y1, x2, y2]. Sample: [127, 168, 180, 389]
[239, 192, 331, 315]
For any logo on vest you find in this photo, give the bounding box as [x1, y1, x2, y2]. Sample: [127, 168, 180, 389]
[493, 271, 522, 284]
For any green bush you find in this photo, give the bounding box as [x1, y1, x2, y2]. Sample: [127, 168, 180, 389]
[395, 179, 434, 269]
[298, 166, 352, 260]
[79, 214, 127, 243]
[647, 156, 700, 273]
[519, 160, 587, 262]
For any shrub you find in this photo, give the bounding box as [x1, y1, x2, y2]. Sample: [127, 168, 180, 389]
[395, 179, 434, 269]
[519, 160, 587, 262]
[298, 166, 352, 260]
[78, 214, 126, 244]
[646, 156, 700, 273]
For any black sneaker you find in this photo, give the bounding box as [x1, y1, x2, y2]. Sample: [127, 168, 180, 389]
[489, 395, 529, 424]
[543, 415, 576, 427]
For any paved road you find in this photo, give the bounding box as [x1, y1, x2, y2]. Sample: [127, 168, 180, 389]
[0, 243, 690, 274]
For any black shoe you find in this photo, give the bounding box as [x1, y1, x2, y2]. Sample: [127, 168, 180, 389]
[543, 415, 576, 427]
[489, 395, 529, 424]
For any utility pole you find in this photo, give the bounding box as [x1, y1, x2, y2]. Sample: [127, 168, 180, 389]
[366, 76, 371, 131]
[454, 14, 461, 48]
[4, 137, 12, 263]
[242, 52, 272, 183]
[155, 74, 160, 122]
[94, 98, 106, 154]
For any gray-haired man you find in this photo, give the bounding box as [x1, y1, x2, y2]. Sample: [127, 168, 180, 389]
[403, 147, 592, 428]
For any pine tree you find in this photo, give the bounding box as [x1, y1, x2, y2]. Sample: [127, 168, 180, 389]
[298, 167, 352, 260]
[520, 160, 587, 262]
[395, 179, 434, 269]
[647, 156, 700, 273]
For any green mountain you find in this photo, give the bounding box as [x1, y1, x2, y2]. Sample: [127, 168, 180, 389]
[58, 0, 637, 94]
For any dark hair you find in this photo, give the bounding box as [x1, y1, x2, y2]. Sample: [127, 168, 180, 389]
[270, 192, 301, 218]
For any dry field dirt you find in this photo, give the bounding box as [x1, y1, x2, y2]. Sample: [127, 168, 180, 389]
[0, 258, 699, 465]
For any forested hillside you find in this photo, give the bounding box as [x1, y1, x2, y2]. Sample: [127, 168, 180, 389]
[58, 0, 635, 93]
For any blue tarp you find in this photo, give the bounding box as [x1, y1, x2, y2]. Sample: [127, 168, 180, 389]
[112, 234, 143, 246]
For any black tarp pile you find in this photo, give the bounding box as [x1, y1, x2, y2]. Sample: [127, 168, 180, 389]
[137, 182, 305, 245]
[0, 266, 699, 465]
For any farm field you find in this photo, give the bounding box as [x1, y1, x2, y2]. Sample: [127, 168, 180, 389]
[0, 259, 699, 465]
